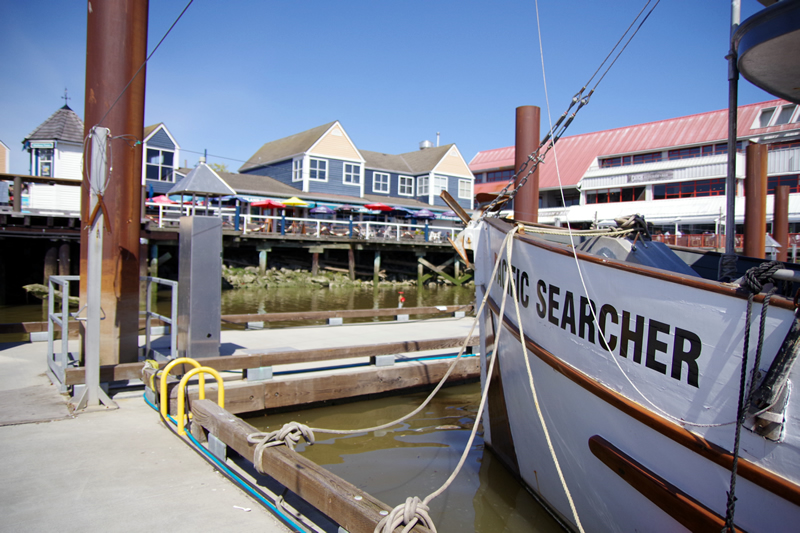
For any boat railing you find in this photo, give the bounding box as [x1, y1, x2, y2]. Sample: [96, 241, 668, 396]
[46, 275, 80, 393]
[141, 276, 178, 359]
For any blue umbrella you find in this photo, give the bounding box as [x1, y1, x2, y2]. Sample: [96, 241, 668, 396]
[413, 209, 437, 220]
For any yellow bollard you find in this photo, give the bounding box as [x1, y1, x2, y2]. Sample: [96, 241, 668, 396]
[159, 357, 205, 419]
[176, 366, 225, 436]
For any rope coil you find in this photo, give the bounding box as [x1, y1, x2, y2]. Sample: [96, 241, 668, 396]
[376, 496, 436, 533]
[247, 422, 315, 473]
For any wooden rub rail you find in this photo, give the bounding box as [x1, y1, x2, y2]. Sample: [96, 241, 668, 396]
[191, 400, 431, 533]
[221, 304, 473, 324]
[65, 335, 479, 386]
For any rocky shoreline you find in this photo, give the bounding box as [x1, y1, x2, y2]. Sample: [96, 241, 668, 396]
[222, 265, 472, 290]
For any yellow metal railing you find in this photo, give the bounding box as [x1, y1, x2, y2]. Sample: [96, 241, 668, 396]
[159, 357, 205, 420]
[176, 366, 225, 436]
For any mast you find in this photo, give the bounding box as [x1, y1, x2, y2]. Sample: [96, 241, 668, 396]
[722, 0, 740, 278]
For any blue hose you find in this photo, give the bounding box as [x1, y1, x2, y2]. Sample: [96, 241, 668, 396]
[143, 393, 306, 532]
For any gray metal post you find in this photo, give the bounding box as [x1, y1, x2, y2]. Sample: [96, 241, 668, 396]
[74, 127, 115, 409]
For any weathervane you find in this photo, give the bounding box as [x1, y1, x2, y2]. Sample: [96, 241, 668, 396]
[61, 88, 71, 107]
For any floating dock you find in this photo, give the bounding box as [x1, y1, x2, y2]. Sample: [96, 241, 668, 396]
[0, 316, 478, 532]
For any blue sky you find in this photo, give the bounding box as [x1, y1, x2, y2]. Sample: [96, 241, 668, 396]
[1, 0, 774, 175]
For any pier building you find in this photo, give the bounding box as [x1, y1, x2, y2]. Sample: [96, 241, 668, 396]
[471, 99, 800, 241]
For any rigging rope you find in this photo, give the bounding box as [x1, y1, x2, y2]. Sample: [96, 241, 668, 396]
[724, 263, 781, 532]
[480, 0, 661, 218]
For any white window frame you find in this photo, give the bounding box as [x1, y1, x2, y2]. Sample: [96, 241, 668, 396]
[433, 175, 448, 195]
[458, 179, 471, 199]
[145, 148, 175, 182]
[292, 158, 303, 182]
[344, 163, 361, 185]
[309, 158, 327, 181]
[37, 148, 54, 178]
[399, 175, 414, 196]
[373, 172, 390, 194]
[417, 176, 429, 196]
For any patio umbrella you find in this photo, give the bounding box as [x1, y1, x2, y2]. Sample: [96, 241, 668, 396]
[413, 209, 437, 220]
[441, 210, 458, 218]
[251, 198, 286, 209]
[151, 195, 176, 204]
[310, 206, 335, 215]
[283, 196, 309, 207]
[336, 204, 358, 212]
[390, 206, 413, 217]
[364, 202, 392, 212]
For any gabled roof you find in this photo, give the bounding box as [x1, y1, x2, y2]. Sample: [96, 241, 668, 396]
[24, 105, 84, 145]
[240, 122, 336, 172]
[469, 98, 799, 190]
[361, 144, 455, 174]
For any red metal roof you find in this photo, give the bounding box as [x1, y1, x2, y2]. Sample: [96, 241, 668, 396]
[469, 99, 797, 190]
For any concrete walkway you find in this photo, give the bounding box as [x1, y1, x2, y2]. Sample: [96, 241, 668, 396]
[0, 316, 477, 532]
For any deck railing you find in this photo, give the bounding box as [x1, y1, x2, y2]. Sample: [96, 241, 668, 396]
[144, 202, 460, 243]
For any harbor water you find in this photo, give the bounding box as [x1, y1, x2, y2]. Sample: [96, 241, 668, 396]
[249, 382, 564, 533]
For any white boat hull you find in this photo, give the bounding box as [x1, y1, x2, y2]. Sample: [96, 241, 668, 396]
[472, 218, 800, 532]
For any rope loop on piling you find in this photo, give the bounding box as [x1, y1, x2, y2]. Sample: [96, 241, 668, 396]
[376, 496, 436, 533]
[247, 422, 315, 472]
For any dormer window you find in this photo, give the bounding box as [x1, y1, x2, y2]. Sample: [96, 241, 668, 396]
[775, 105, 798, 125]
[758, 108, 776, 128]
[293, 158, 303, 181]
[146, 148, 175, 181]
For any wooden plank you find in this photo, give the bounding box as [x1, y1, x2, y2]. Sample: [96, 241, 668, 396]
[170, 356, 480, 414]
[589, 435, 742, 533]
[0, 317, 166, 335]
[65, 335, 479, 385]
[222, 304, 472, 324]
[192, 400, 431, 533]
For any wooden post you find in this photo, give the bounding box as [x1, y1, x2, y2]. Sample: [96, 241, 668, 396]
[417, 252, 425, 287]
[12, 177, 21, 212]
[775, 185, 790, 262]
[744, 143, 767, 258]
[148, 243, 159, 278]
[58, 242, 71, 276]
[514, 105, 541, 224]
[81, 0, 148, 365]
[348, 245, 355, 281]
[373, 250, 381, 285]
[454, 254, 461, 279]
[258, 250, 268, 275]
[44, 246, 58, 285]
[312, 253, 319, 276]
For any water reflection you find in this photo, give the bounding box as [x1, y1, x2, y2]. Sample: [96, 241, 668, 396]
[249, 383, 563, 533]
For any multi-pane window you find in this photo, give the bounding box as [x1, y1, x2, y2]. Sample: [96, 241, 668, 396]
[37, 148, 53, 177]
[767, 175, 800, 194]
[458, 179, 471, 199]
[293, 159, 303, 181]
[309, 158, 327, 181]
[585, 186, 645, 204]
[433, 175, 448, 195]
[344, 163, 361, 185]
[653, 179, 725, 200]
[632, 152, 662, 164]
[487, 169, 514, 182]
[418, 176, 429, 196]
[399, 176, 414, 196]
[146, 148, 175, 181]
[758, 108, 776, 128]
[373, 172, 389, 193]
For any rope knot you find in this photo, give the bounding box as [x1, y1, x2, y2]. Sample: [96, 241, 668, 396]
[375, 496, 436, 533]
[742, 261, 785, 294]
[247, 422, 315, 474]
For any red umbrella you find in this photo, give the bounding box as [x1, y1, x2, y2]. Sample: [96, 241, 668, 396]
[151, 195, 176, 204]
[364, 202, 392, 212]
[251, 198, 286, 209]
